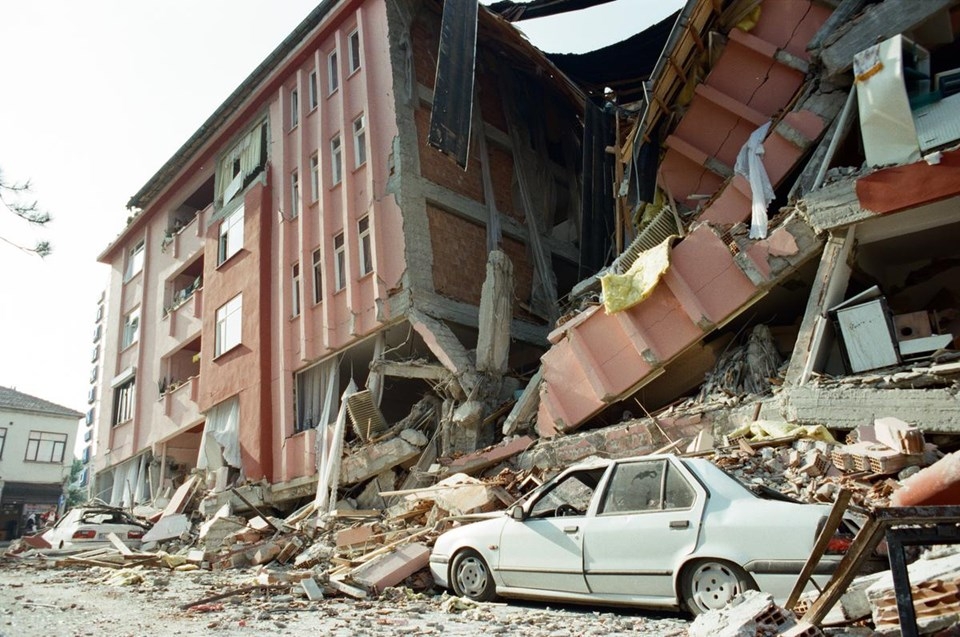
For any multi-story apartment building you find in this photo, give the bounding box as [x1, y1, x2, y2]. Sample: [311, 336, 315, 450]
[93, 0, 587, 506]
[0, 386, 81, 538]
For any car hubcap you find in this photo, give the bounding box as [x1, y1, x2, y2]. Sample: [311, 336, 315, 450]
[690, 563, 741, 612]
[456, 556, 488, 598]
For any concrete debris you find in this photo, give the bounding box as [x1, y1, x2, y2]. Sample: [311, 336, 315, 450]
[688, 590, 806, 637]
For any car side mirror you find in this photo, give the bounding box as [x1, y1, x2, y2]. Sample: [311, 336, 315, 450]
[509, 505, 525, 521]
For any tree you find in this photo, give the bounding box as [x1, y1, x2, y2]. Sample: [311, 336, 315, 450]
[0, 167, 52, 257]
[66, 458, 87, 508]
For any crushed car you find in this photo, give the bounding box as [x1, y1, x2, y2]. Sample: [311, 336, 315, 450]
[430, 454, 866, 615]
[42, 505, 151, 550]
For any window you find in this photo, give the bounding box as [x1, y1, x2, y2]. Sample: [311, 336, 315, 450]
[291, 263, 301, 317]
[295, 359, 339, 432]
[358, 216, 372, 275]
[290, 169, 300, 218]
[0, 427, 6, 459]
[348, 29, 361, 73]
[87, 387, 96, 405]
[353, 114, 367, 168]
[89, 367, 98, 383]
[124, 240, 144, 281]
[599, 460, 696, 514]
[308, 71, 318, 109]
[218, 205, 244, 264]
[91, 346, 99, 363]
[113, 378, 135, 425]
[85, 408, 94, 426]
[331, 135, 343, 185]
[215, 294, 243, 356]
[310, 154, 320, 201]
[83, 428, 93, 443]
[93, 323, 102, 343]
[290, 87, 299, 128]
[312, 248, 323, 303]
[328, 50, 339, 94]
[121, 308, 140, 349]
[25, 431, 67, 463]
[334, 233, 346, 291]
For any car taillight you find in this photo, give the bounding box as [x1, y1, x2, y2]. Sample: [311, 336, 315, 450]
[72, 530, 97, 539]
[127, 530, 144, 540]
[826, 536, 853, 554]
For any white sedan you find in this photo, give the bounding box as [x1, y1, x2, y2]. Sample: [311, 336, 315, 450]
[42, 506, 151, 550]
[430, 455, 859, 615]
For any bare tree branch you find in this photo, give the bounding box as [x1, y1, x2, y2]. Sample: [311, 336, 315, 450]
[0, 167, 53, 257]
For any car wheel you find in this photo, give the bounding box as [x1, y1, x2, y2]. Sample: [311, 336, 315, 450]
[681, 559, 756, 615]
[450, 549, 496, 602]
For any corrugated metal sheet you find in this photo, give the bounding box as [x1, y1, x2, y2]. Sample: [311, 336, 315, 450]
[915, 92, 960, 153]
[346, 390, 388, 442]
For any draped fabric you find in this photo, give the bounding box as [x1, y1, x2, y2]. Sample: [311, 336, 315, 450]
[197, 396, 240, 470]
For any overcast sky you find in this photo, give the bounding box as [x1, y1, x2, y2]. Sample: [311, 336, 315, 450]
[0, 0, 683, 422]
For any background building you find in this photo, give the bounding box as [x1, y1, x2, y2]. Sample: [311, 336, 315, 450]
[0, 386, 81, 539]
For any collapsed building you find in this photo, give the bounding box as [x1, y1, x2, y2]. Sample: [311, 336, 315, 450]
[87, 0, 960, 527]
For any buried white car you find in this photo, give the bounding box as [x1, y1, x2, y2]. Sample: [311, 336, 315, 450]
[42, 505, 151, 550]
[430, 454, 866, 615]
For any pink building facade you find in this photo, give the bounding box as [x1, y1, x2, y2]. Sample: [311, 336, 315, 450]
[93, 0, 584, 506]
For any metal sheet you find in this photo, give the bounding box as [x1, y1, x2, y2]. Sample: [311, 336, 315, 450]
[914, 91, 960, 152]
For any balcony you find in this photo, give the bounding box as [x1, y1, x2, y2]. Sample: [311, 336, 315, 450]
[162, 206, 208, 261]
[153, 375, 203, 444]
[164, 286, 203, 346]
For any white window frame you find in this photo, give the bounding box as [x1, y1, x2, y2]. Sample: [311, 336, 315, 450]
[312, 248, 323, 304]
[334, 233, 346, 291]
[25, 431, 67, 463]
[328, 50, 339, 94]
[124, 240, 145, 281]
[348, 29, 361, 73]
[310, 154, 319, 201]
[331, 135, 343, 185]
[290, 169, 300, 218]
[121, 308, 140, 349]
[308, 71, 318, 110]
[218, 204, 245, 265]
[290, 86, 299, 129]
[292, 263, 301, 317]
[358, 216, 372, 275]
[215, 294, 243, 357]
[353, 113, 367, 168]
[113, 378, 135, 426]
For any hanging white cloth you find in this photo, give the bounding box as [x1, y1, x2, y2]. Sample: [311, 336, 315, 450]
[734, 122, 774, 239]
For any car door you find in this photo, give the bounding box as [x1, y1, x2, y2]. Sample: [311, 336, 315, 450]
[581, 458, 706, 598]
[496, 467, 605, 594]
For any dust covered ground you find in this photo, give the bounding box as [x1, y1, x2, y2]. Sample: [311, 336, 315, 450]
[0, 556, 691, 637]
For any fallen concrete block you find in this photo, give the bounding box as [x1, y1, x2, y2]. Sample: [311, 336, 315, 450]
[688, 590, 796, 637]
[340, 436, 422, 486]
[276, 536, 304, 564]
[442, 435, 535, 476]
[874, 416, 924, 454]
[336, 522, 377, 548]
[142, 512, 191, 543]
[250, 541, 282, 566]
[350, 542, 430, 594]
[301, 577, 324, 601]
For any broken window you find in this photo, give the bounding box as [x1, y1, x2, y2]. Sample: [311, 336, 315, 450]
[348, 29, 361, 73]
[292, 263, 301, 317]
[331, 134, 343, 185]
[25, 431, 67, 463]
[217, 204, 244, 265]
[295, 358, 339, 432]
[334, 232, 346, 291]
[215, 121, 266, 207]
[215, 294, 242, 356]
[328, 50, 339, 94]
[121, 308, 140, 349]
[358, 216, 372, 276]
[124, 240, 144, 282]
[198, 396, 240, 470]
[353, 113, 367, 167]
[312, 248, 323, 303]
[112, 377, 135, 426]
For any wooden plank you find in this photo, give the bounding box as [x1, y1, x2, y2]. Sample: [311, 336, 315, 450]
[107, 532, 134, 556]
[786, 489, 853, 610]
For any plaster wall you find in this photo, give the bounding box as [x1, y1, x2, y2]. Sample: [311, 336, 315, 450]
[0, 409, 76, 484]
